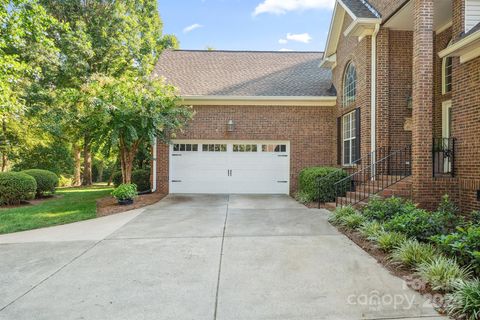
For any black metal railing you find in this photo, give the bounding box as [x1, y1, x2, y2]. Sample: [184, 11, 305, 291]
[433, 137, 456, 177]
[333, 144, 412, 207]
[317, 146, 391, 208]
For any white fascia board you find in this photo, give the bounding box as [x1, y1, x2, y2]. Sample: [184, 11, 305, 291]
[323, 3, 346, 58]
[344, 18, 383, 37]
[319, 53, 337, 69]
[180, 96, 337, 107]
[439, 31, 480, 63]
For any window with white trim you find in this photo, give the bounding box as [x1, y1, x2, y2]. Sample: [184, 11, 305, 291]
[173, 144, 198, 152]
[233, 144, 258, 152]
[343, 62, 356, 108]
[202, 144, 227, 152]
[261, 144, 287, 153]
[442, 40, 453, 94]
[342, 111, 357, 166]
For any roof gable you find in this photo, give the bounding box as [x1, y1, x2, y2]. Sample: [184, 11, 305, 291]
[322, 0, 382, 67]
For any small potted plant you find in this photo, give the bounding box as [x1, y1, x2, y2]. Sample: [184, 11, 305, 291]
[111, 183, 138, 205]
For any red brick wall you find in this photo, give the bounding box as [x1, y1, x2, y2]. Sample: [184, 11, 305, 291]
[411, 0, 435, 209]
[332, 15, 371, 163]
[155, 105, 335, 194]
[388, 30, 413, 151]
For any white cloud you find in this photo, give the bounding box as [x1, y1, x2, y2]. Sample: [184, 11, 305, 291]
[286, 32, 312, 43]
[253, 0, 334, 16]
[278, 38, 288, 44]
[279, 48, 293, 51]
[183, 23, 203, 33]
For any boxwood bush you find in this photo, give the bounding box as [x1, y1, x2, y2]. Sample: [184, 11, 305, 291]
[113, 170, 151, 192]
[298, 167, 348, 203]
[0, 172, 37, 205]
[22, 169, 58, 197]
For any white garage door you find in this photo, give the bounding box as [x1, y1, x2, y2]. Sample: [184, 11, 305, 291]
[169, 140, 290, 194]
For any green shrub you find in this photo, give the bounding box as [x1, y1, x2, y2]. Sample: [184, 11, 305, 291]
[376, 231, 408, 252]
[112, 170, 150, 192]
[384, 208, 449, 241]
[362, 196, 417, 222]
[358, 221, 384, 240]
[329, 206, 357, 226]
[112, 171, 123, 187]
[342, 213, 367, 229]
[111, 184, 138, 200]
[391, 239, 437, 267]
[0, 172, 37, 205]
[21, 169, 58, 197]
[446, 279, 480, 320]
[298, 167, 348, 203]
[417, 256, 472, 292]
[131, 169, 151, 192]
[431, 225, 480, 275]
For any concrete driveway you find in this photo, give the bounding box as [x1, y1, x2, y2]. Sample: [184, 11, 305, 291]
[0, 194, 443, 320]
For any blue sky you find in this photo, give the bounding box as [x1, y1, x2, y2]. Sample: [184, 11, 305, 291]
[158, 0, 335, 51]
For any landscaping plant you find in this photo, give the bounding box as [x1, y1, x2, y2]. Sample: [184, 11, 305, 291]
[113, 169, 151, 192]
[329, 206, 358, 226]
[341, 213, 367, 230]
[391, 239, 437, 267]
[417, 256, 472, 292]
[362, 196, 417, 222]
[358, 221, 385, 241]
[446, 279, 480, 320]
[111, 183, 138, 204]
[375, 231, 408, 252]
[298, 167, 348, 203]
[431, 225, 480, 276]
[0, 172, 37, 205]
[22, 169, 59, 197]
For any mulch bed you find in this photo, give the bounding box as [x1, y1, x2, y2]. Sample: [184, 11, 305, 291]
[0, 194, 63, 210]
[338, 226, 447, 315]
[96, 192, 166, 217]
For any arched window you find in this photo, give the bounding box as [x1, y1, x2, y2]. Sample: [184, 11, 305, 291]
[442, 40, 453, 94]
[343, 62, 357, 108]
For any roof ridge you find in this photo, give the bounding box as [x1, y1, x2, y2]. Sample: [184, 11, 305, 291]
[359, 0, 381, 18]
[167, 49, 324, 54]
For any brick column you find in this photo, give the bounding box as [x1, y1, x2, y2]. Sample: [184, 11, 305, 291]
[412, 0, 434, 208]
[376, 28, 390, 150]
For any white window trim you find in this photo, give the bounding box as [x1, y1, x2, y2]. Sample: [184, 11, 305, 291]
[442, 40, 453, 95]
[342, 111, 357, 166]
[343, 62, 357, 108]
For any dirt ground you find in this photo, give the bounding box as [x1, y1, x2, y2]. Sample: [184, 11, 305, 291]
[97, 192, 166, 217]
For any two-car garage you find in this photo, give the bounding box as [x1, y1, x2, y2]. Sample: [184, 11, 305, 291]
[169, 140, 290, 194]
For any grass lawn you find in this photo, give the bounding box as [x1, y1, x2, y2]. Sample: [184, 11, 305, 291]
[0, 185, 112, 234]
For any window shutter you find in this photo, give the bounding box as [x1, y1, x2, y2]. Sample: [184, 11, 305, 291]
[337, 117, 342, 165]
[355, 108, 361, 162]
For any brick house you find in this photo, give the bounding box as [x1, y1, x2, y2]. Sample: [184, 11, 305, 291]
[152, 0, 480, 212]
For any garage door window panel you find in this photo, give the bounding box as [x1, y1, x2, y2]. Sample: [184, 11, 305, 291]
[202, 144, 227, 152]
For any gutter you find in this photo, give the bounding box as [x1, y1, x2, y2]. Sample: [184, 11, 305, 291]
[151, 137, 157, 192]
[180, 95, 337, 107]
[438, 30, 480, 63]
[371, 23, 380, 173]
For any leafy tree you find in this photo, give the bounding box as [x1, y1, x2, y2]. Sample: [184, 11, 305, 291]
[0, 0, 65, 171]
[81, 75, 193, 184]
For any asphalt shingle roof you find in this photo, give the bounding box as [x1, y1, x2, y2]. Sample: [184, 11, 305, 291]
[152, 50, 335, 97]
[341, 0, 381, 19]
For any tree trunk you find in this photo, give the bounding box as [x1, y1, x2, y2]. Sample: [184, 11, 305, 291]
[73, 144, 82, 186]
[82, 138, 93, 186]
[1, 118, 7, 172]
[97, 161, 104, 182]
[119, 140, 139, 184]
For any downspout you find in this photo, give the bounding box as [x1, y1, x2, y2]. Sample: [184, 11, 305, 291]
[371, 23, 380, 177]
[152, 137, 157, 192]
